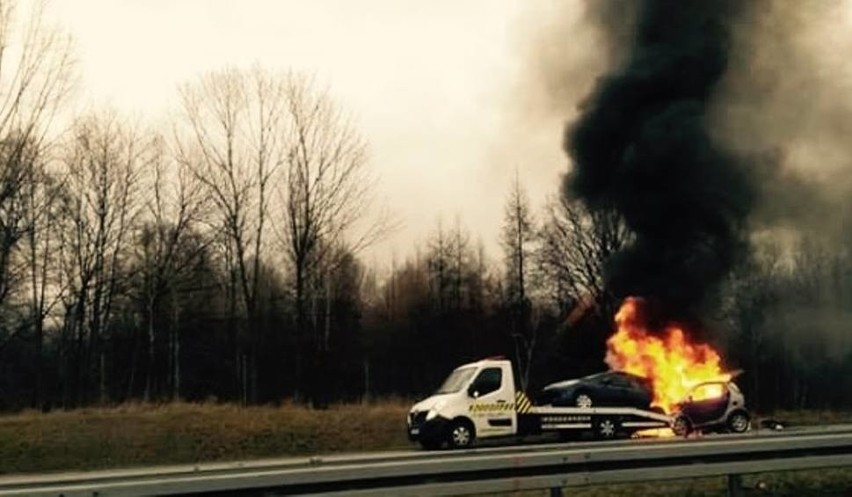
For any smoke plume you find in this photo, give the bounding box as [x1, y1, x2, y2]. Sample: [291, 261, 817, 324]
[564, 0, 754, 323]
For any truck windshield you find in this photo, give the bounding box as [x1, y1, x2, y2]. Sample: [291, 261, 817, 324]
[435, 367, 477, 394]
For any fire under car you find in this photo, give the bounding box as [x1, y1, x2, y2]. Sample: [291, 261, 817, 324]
[671, 380, 750, 436]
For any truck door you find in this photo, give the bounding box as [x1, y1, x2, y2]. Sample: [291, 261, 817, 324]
[467, 366, 516, 438]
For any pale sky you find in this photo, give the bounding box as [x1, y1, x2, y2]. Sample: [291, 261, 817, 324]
[39, 0, 587, 265]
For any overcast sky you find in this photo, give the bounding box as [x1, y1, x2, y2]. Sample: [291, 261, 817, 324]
[39, 0, 590, 266]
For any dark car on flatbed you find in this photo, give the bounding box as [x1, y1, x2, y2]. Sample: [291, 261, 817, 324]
[537, 371, 655, 410]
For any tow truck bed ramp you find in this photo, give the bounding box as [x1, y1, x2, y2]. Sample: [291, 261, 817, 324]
[520, 405, 671, 434]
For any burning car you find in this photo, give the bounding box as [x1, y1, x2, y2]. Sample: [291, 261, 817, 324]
[537, 371, 654, 410]
[671, 380, 750, 436]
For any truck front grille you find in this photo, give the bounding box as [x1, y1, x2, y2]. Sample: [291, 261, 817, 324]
[409, 411, 428, 426]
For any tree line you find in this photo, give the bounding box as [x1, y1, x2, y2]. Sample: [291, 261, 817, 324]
[0, 1, 850, 412]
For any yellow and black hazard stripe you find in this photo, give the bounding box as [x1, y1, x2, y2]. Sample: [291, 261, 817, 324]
[468, 402, 515, 412]
[515, 391, 533, 414]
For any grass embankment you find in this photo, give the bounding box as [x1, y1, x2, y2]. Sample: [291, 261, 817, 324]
[0, 401, 411, 474]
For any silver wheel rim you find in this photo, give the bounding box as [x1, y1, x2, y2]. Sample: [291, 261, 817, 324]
[731, 414, 749, 432]
[576, 394, 593, 408]
[452, 425, 471, 446]
[599, 419, 616, 438]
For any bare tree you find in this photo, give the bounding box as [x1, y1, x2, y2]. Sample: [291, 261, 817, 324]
[426, 219, 465, 313]
[129, 136, 206, 402]
[721, 240, 783, 409]
[278, 74, 387, 403]
[176, 68, 390, 404]
[537, 196, 630, 322]
[500, 172, 537, 390]
[21, 145, 68, 407]
[723, 233, 852, 410]
[0, 0, 73, 315]
[0, 139, 33, 326]
[176, 67, 285, 404]
[58, 113, 144, 405]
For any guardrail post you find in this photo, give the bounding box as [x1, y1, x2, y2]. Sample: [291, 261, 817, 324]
[727, 474, 743, 497]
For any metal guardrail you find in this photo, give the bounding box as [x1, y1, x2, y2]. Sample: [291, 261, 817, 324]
[1, 425, 852, 496]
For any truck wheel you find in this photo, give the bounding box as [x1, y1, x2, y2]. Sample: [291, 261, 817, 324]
[574, 391, 594, 408]
[672, 415, 691, 437]
[594, 417, 619, 439]
[447, 419, 475, 449]
[727, 411, 750, 433]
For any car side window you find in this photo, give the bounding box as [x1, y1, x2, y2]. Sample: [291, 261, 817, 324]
[609, 374, 632, 388]
[470, 367, 502, 396]
[628, 377, 649, 390]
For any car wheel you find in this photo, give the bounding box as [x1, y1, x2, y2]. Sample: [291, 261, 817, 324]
[672, 415, 691, 437]
[594, 417, 619, 439]
[727, 411, 750, 433]
[574, 391, 594, 408]
[447, 419, 475, 449]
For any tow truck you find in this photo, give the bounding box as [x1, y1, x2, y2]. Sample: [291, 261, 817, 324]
[407, 357, 673, 449]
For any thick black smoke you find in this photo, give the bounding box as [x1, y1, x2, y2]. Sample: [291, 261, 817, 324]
[564, 1, 755, 323]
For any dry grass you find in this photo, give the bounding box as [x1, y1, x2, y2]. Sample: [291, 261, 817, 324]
[0, 400, 411, 474]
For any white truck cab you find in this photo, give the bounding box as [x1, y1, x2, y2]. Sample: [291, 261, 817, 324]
[408, 358, 517, 449]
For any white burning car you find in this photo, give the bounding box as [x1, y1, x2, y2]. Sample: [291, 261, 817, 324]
[671, 380, 750, 436]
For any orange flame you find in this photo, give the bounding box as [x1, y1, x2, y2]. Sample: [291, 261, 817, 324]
[605, 297, 730, 413]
